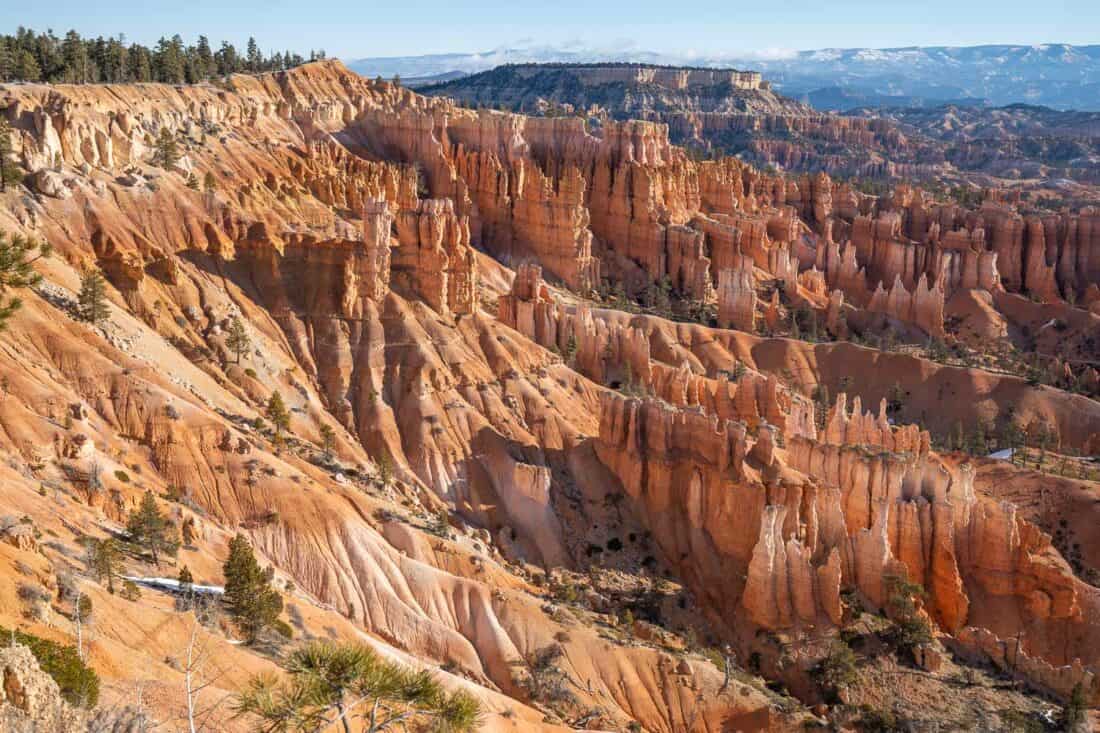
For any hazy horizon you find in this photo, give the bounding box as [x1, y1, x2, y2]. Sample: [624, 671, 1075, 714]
[2, 0, 1095, 60]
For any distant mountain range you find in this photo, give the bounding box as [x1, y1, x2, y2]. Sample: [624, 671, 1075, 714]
[347, 43, 1100, 111]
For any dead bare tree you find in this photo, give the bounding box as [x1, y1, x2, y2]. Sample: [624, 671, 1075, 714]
[178, 601, 228, 733]
[719, 645, 736, 693]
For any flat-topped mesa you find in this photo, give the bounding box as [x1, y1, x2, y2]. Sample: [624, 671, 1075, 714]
[823, 393, 931, 455]
[392, 198, 478, 317]
[506, 64, 766, 92]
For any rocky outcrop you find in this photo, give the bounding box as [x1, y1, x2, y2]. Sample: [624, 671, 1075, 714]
[716, 260, 757, 331]
[866, 273, 946, 337]
[393, 198, 478, 317]
[455, 153, 599, 291]
[823, 393, 930, 454]
[953, 626, 1100, 705]
[0, 644, 146, 731]
[591, 387, 1099, 693]
[497, 265, 818, 440]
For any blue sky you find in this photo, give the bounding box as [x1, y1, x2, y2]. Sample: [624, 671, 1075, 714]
[1, 1, 1095, 59]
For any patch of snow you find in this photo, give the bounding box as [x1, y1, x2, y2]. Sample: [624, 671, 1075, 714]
[988, 448, 1014, 460]
[122, 576, 224, 595]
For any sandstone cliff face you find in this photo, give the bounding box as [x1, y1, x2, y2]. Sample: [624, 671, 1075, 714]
[591, 387, 1099, 697]
[393, 198, 478, 316]
[716, 258, 758, 332]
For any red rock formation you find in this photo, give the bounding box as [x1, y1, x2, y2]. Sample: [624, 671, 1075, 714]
[393, 198, 477, 317]
[866, 273, 946, 337]
[716, 260, 757, 331]
[823, 393, 930, 454]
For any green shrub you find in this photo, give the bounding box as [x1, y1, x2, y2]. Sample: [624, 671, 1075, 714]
[856, 706, 898, 732]
[114, 470, 130, 483]
[120, 580, 142, 601]
[812, 639, 858, 702]
[0, 625, 100, 707]
[271, 618, 295, 640]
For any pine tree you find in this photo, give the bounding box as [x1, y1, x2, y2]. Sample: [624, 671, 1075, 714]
[376, 451, 392, 487]
[0, 38, 12, 82]
[202, 170, 217, 193]
[185, 172, 199, 190]
[1060, 682, 1086, 731]
[224, 316, 251, 363]
[77, 267, 109, 324]
[177, 564, 194, 604]
[235, 640, 481, 733]
[0, 230, 50, 330]
[246, 37, 261, 72]
[563, 333, 578, 367]
[85, 537, 121, 594]
[215, 41, 238, 76]
[320, 424, 336, 461]
[128, 44, 152, 82]
[61, 30, 89, 83]
[222, 534, 283, 644]
[194, 36, 213, 78]
[15, 50, 40, 81]
[265, 390, 291, 443]
[153, 126, 179, 169]
[126, 490, 174, 566]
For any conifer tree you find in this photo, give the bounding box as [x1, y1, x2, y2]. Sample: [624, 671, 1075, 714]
[153, 126, 179, 169]
[15, 50, 40, 81]
[178, 565, 193, 589]
[376, 451, 393, 487]
[85, 537, 122, 594]
[185, 172, 199, 189]
[265, 390, 291, 443]
[1060, 682, 1086, 732]
[224, 316, 251, 363]
[126, 490, 173, 566]
[222, 534, 283, 644]
[320, 423, 336, 461]
[181, 516, 196, 547]
[0, 230, 50, 330]
[246, 37, 261, 72]
[235, 640, 481, 733]
[77, 267, 109, 324]
[0, 38, 12, 82]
